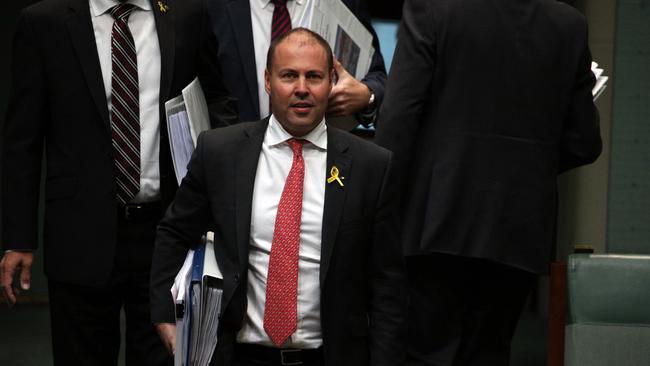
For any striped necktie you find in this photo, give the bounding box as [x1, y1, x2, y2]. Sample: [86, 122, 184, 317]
[271, 0, 292, 42]
[109, 4, 140, 204]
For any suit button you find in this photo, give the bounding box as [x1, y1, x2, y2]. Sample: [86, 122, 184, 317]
[234, 274, 240, 283]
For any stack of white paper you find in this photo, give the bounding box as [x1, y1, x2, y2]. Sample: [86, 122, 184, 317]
[165, 77, 211, 185]
[591, 61, 608, 101]
[172, 232, 223, 366]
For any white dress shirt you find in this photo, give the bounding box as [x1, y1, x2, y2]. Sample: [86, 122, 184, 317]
[237, 116, 327, 348]
[90, 0, 162, 203]
[250, 0, 308, 118]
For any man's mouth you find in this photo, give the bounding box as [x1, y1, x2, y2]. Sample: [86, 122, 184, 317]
[290, 101, 313, 113]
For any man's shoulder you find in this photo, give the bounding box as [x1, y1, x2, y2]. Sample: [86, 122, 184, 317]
[200, 120, 264, 146]
[328, 127, 392, 162]
[21, 0, 68, 20]
[539, 0, 586, 22]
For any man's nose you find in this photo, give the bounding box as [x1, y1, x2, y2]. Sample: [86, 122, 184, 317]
[295, 77, 309, 97]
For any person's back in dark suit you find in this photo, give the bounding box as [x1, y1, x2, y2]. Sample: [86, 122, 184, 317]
[375, 0, 602, 365]
[0, 0, 237, 364]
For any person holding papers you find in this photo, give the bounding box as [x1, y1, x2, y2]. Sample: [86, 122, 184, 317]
[375, 0, 602, 365]
[151, 28, 407, 366]
[0, 0, 237, 365]
[205, 0, 385, 126]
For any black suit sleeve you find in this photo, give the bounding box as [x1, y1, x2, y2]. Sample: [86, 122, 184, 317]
[150, 132, 213, 324]
[558, 19, 602, 173]
[368, 151, 408, 366]
[347, 0, 388, 108]
[196, 0, 239, 128]
[374, 0, 435, 179]
[1, 10, 46, 250]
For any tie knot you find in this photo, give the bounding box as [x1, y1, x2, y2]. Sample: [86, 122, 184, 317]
[272, 0, 288, 8]
[110, 4, 136, 21]
[287, 138, 305, 156]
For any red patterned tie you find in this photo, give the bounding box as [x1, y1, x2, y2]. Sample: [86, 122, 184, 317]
[110, 4, 140, 204]
[264, 138, 305, 346]
[271, 0, 292, 42]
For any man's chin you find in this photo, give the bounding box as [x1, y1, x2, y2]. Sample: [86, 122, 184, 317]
[282, 116, 322, 136]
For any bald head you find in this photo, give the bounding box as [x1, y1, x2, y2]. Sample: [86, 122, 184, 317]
[266, 28, 334, 74]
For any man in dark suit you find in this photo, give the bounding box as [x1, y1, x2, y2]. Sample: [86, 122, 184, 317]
[150, 28, 407, 366]
[375, 0, 602, 365]
[0, 0, 237, 364]
[205, 0, 386, 126]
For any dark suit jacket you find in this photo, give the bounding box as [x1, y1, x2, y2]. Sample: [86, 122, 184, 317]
[205, 0, 387, 122]
[375, 0, 602, 274]
[1, 0, 238, 286]
[150, 119, 407, 365]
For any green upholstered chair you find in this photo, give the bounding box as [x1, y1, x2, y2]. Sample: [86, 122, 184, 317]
[564, 254, 650, 366]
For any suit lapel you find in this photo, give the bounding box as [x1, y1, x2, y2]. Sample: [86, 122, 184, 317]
[319, 128, 351, 286]
[226, 0, 260, 118]
[234, 119, 268, 267]
[66, 0, 111, 133]
[151, 0, 175, 103]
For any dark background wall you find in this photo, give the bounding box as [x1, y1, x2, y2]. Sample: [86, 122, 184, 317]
[607, 0, 650, 253]
[369, 1, 404, 20]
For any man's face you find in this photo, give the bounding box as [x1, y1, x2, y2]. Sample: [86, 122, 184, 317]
[265, 35, 333, 137]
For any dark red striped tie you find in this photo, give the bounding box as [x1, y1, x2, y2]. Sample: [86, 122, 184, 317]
[271, 0, 292, 42]
[109, 4, 140, 204]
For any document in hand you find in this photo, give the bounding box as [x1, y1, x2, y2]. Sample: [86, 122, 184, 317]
[298, 0, 376, 130]
[164, 77, 211, 185]
[591, 61, 609, 101]
[299, 0, 375, 80]
[171, 232, 224, 366]
[298, 0, 377, 130]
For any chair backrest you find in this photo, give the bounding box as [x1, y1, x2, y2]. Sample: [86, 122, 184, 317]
[565, 254, 650, 366]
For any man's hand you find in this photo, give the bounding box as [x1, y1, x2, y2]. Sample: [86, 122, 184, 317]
[155, 323, 177, 355]
[0, 251, 34, 307]
[327, 59, 372, 117]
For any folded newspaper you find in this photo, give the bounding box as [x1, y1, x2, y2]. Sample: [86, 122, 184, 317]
[299, 0, 374, 80]
[591, 61, 608, 101]
[164, 77, 210, 185]
[299, 0, 375, 130]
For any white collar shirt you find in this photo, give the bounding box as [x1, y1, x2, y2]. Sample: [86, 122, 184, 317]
[89, 0, 162, 202]
[237, 115, 327, 348]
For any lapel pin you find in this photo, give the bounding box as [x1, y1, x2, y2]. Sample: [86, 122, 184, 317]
[327, 166, 345, 187]
[157, 1, 169, 13]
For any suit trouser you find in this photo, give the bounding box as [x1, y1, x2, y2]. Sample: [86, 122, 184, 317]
[406, 254, 535, 366]
[48, 206, 171, 366]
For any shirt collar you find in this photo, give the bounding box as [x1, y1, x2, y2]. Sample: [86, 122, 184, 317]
[257, 0, 304, 11]
[90, 0, 152, 17]
[267, 114, 327, 151]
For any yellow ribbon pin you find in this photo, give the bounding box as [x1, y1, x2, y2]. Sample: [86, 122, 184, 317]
[327, 166, 344, 187]
[157, 1, 169, 13]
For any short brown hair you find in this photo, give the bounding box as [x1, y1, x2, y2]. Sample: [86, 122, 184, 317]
[266, 28, 334, 73]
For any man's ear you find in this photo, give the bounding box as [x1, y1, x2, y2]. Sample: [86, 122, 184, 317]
[264, 69, 271, 95]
